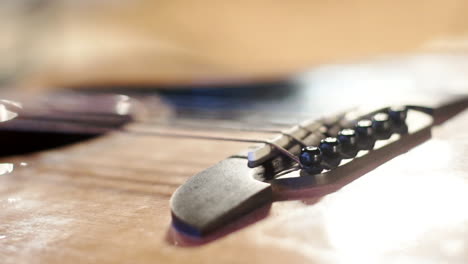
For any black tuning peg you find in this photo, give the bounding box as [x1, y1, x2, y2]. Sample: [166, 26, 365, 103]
[319, 137, 342, 169]
[355, 119, 376, 150]
[388, 106, 407, 124]
[372, 112, 392, 139]
[388, 106, 409, 134]
[337, 129, 359, 158]
[299, 146, 323, 175]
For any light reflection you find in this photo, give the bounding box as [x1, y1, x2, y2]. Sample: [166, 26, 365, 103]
[7, 197, 21, 203]
[0, 163, 14, 175]
[295, 54, 468, 112]
[115, 95, 131, 115]
[0, 103, 18, 122]
[0, 99, 22, 109]
[440, 239, 465, 257]
[323, 140, 468, 261]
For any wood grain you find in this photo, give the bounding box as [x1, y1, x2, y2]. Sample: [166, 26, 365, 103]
[1, 105, 468, 263]
[0, 53, 468, 263]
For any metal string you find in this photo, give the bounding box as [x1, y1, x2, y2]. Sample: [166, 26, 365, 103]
[10, 115, 304, 165]
[151, 120, 309, 146]
[6, 102, 351, 166]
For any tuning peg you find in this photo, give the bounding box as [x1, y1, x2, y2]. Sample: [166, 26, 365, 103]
[355, 119, 376, 150]
[372, 112, 392, 139]
[319, 137, 342, 169]
[388, 106, 407, 124]
[337, 129, 359, 158]
[388, 106, 409, 134]
[299, 146, 323, 175]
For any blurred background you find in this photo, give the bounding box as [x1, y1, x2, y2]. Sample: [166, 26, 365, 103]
[2, 2, 468, 263]
[1, 0, 468, 91]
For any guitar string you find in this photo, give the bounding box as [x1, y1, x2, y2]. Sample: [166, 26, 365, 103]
[148, 119, 314, 146]
[47, 107, 318, 130]
[6, 102, 351, 166]
[165, 105, 352, 127]
[17, 112, 312, 146]
[26, 106, 299, 131]
[16, 103, 342, 146]
[40, 103, 348, 146]
[157, 93, 351, 117]
[10, 115, 304, 164]
[39, 93, 351, 129]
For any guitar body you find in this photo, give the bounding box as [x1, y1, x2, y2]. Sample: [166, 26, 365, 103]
[2, 55, 468, 263]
